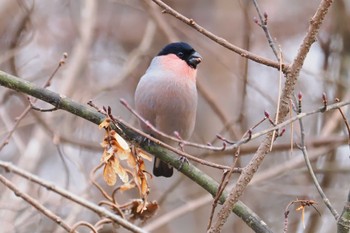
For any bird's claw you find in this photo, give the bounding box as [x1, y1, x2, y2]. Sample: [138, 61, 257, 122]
[178, 156, 189, 171]
[135, 135, 153, 147]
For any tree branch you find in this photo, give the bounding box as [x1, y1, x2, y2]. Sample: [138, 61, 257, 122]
[151, 0, 286, 72]
[209, 0, 334, 232]
[0, 174, 74, 233]
[0, 161, 146, 233]
[0, 70, 273, 233]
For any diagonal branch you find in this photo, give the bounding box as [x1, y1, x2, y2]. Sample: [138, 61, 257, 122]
[0, 70, 273, 233]
[0, 161, 146, 233]
[209, 0, 334, 232]
[0, 174, 74, 233]
[151, 0, 286, 72]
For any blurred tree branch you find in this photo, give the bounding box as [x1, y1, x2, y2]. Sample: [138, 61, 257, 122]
[0, 174, 75, 232]
[0, 161, 147, 233]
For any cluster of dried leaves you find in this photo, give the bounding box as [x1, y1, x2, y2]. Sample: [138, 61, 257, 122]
[98, 117, 158, 217]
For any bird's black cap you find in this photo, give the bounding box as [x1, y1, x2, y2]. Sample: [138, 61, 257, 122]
[157, 42, 202, 69]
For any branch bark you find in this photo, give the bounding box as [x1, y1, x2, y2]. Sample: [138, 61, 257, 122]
[209, 0, 334, 232]
[151, 0, 286, 71]
[0, 70, 273, 233]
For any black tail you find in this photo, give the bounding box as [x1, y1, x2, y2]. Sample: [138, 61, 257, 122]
[153, 158, 173, 177]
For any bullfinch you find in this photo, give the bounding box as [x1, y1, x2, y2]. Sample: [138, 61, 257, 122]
[134, 42, 202, 177]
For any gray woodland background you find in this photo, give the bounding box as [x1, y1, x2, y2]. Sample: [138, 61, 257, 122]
[0, 0, 349, 232]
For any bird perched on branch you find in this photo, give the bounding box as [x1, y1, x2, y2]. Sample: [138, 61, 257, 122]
[134, 42, 202, 177]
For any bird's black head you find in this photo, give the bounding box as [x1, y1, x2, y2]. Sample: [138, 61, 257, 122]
[157, 42, 202, 69]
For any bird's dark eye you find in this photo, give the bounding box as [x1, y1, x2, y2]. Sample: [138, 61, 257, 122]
[177, 52, 184, 58]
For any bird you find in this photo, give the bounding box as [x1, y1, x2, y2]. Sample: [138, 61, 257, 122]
[134, 42, 202, 177]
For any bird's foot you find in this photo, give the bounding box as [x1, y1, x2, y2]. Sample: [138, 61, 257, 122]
[178, 156, 189, 171]
[135, 134, 154, 147]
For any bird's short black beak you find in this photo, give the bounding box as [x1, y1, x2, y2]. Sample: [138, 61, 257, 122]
[187, 51, 202, 69]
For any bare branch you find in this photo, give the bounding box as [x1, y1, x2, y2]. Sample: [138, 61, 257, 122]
[0, 161, 148, 233]
[0, 175, 74, 233]
[298, 109, 339, 220]
[209, 0, 334, 231]
[151, 0, 286, 71]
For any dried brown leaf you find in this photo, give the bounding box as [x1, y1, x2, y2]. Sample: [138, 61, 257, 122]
[113, 157, 129, 183]
[137, 149, 152, 162]
[99, 118, 111, 129]
[103, 162, 117, 186]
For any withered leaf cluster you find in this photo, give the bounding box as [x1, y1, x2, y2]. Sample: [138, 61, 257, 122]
[99, 118, 154, 213]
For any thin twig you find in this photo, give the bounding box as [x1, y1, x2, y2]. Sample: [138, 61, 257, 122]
[94, 218, 113, 231]
[284, 199, 320, 232]
[98, 201, 125, 219]
[0, 161, 148, 233]
[206, 134, 348, 156]
[298, 111, 339, 220]
[90, 163, 114, 202]
[229, 100, 350, 150]
[207, 171, 230, 230]
[289, 99, 294, 157]
[120, 98, 224, 151]
[70, 221, 98, 233]
[251, 0, 279, 60]
[116, 116, 234, 171]
[0, 175, 74, 233]
[1, 70, 349, 155]
[120, 97, 350, 152]
[151, 0, 286, 71]
[209, 0, 334, 231]
[119, 99, 236, 171]
[207, 147, 242, 230]
[335, 98, 350, 154]
[270, 47, 283, 151]
[0, 53, 67, 151]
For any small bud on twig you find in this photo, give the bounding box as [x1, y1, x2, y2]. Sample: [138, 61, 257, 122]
[263, 12, 268, 24]
[264, 111, 270, 118]
[321, 92, 327, 112]
[298, 92, 303, 114]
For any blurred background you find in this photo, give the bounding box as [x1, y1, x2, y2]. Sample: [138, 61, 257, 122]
[0, 0, 349, 232]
